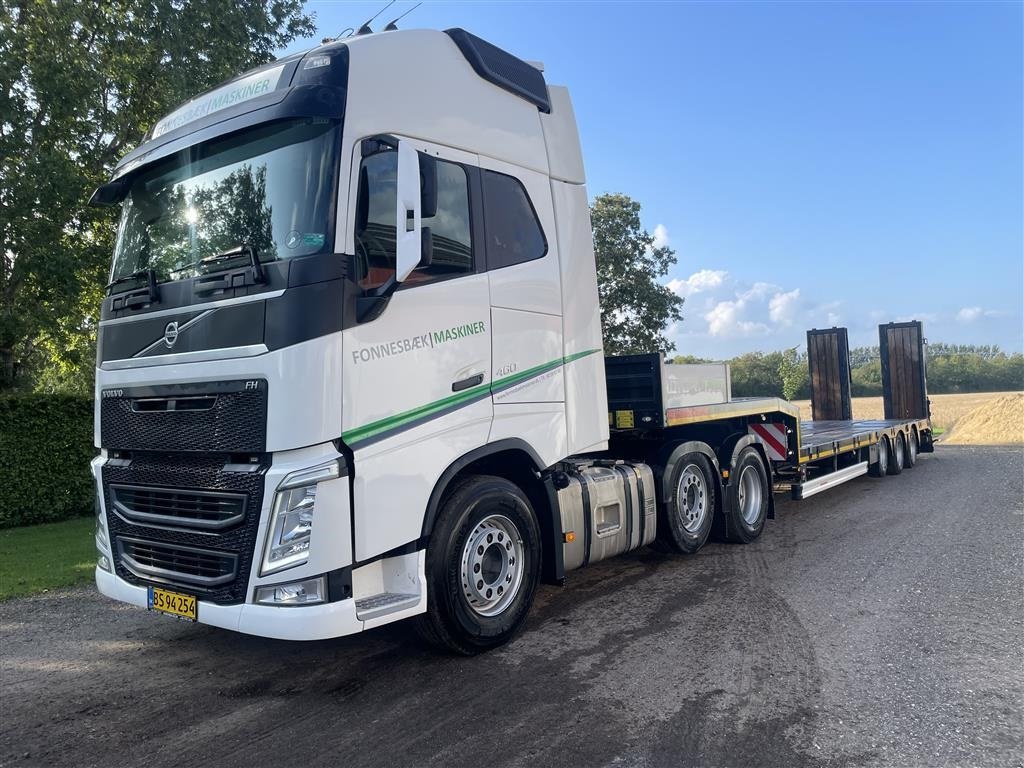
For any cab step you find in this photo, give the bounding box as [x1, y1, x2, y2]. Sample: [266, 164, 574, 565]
[355, 592, 420, 621]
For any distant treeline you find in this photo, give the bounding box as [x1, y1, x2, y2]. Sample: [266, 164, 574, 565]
[672, 344, 1024, 400]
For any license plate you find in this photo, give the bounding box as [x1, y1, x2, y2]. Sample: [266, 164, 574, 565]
[147, 587, 197, 621]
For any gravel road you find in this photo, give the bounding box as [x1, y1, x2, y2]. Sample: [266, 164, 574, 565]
[2, 445, 1021, 768]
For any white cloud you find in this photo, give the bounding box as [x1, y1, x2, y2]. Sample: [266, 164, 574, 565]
[768, 288, 801, 326]
[667, 269, 728, 298]
[956, 306, 1000, 323]
[663, 266, 849, 347]
[705, 298, 770, 338]
[652, 223, 670, 250]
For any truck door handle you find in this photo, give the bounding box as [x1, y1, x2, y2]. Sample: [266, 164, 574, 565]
[451, 373, 484, 392]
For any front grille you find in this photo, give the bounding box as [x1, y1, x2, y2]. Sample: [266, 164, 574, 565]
[100, 380, 267, 453]
[103, 452, 268, 604]
[110, 485, 247, 530]
[118, 537, 238, 587]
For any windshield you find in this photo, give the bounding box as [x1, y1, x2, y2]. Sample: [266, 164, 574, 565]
[110, 118, 339, 286]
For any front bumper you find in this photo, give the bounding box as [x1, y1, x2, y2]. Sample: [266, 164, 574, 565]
[96, 567, 361, 641]
[96, 546, 427, 641]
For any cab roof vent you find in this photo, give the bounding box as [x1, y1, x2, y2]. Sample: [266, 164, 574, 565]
[445, 28, 551, 113]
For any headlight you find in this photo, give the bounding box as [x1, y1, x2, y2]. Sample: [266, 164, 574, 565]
[260, 460, 340, 576]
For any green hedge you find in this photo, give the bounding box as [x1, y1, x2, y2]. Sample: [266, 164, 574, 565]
[0, 395, 95, 528]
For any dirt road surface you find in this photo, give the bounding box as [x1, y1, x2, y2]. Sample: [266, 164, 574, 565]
[2, 445, 1021, 768]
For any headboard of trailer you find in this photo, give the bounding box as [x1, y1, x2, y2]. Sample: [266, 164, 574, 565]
[604, 354, 732, 430]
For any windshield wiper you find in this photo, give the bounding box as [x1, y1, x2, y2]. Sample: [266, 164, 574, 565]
[106, 267, 161, 307]
[192, 243, 266, 296]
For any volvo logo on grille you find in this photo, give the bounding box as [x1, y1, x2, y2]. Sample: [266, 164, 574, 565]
[164, 321, 179, 348]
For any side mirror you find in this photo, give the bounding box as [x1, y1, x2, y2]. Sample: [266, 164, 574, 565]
[89, 178, 129, 207]
[395, 140, 421, 283]
[419, 154, 437, 219]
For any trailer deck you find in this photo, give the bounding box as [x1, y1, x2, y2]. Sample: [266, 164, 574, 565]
[798, 418, 930, 464]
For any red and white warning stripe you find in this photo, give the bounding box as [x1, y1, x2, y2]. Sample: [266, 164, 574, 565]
[748, 423, 789, 461]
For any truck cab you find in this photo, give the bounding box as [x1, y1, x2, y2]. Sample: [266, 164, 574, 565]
[92, 28, 609, 650]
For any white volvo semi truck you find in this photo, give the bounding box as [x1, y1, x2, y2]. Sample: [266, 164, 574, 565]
[90, 28, 933, 654]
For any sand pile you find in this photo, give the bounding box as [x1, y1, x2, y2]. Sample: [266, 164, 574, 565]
[943, 392, 1024, 445]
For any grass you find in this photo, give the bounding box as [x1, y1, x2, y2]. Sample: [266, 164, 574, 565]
[0, 516, 96, 601]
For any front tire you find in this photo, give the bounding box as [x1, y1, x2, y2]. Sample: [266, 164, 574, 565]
[415, 475, 540, 655]
[656, 453, 716, 554]
[723, 447, 770, 543]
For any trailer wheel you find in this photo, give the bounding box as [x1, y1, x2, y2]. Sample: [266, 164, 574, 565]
[869, 436, 890, 477]
[723, 447, 769, 543]
[415, 475, 540, 655]
[905, 429, 918, 468]
[887, 432, 906, 475]
[656, 453, 716, 554]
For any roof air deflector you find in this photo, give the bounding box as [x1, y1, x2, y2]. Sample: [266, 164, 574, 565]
[444, 28, 551, 113]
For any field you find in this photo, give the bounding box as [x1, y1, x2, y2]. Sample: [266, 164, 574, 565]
[791, 390, 1024, 443]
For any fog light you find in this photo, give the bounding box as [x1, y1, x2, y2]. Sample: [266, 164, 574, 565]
[255, 576, 326, 606]
[97, 553, 112, 572]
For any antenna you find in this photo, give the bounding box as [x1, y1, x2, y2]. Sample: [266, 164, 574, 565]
[383, 2, 422, 31]
[357, 0, 396, 35]
[324, 27, 353, 43]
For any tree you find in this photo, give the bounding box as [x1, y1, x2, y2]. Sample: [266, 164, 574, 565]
[0, 0, 314, 389]
[590, 193, 683, 355]
[778, 346, 808, 401]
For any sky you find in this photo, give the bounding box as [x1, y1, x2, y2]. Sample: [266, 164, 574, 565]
[282, 1, 1023, 358]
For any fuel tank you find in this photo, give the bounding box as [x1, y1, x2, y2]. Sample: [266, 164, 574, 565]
[557, 461, 656, 571]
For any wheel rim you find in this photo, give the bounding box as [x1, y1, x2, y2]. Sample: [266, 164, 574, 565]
[894, 436, 905, 468]
[879, 440, 888, 473]
[460, 514, 524, 617]
[677, 464, 708, 533]
[909, 433, 918, 462]
[737, 464, 763, 525]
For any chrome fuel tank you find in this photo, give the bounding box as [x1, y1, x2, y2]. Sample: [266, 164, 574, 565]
[557, 462, 656, 572]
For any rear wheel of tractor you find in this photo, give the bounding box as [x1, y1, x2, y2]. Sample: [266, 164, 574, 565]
[905, 429, 918, 468]
[723, 447, 770, 544]
[887, 432, 906, 476]
[415, 475, 540, 655]
[655, 453, 716, 554]
[869, 436, 890, 478]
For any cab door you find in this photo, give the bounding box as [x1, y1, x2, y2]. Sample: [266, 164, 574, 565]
[480, 156, 567, 465]
[341, 137, 492, 561]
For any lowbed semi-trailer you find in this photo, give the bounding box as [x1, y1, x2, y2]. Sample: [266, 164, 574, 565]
[89, 27, 934, 654]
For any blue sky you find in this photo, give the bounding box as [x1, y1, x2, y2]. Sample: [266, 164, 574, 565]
[283, 1, 1023, 357]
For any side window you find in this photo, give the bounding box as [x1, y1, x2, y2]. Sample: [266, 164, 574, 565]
[354, 150, 397, 291]
[354, 148, 473, 290]
[481, 170, 547, 269]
